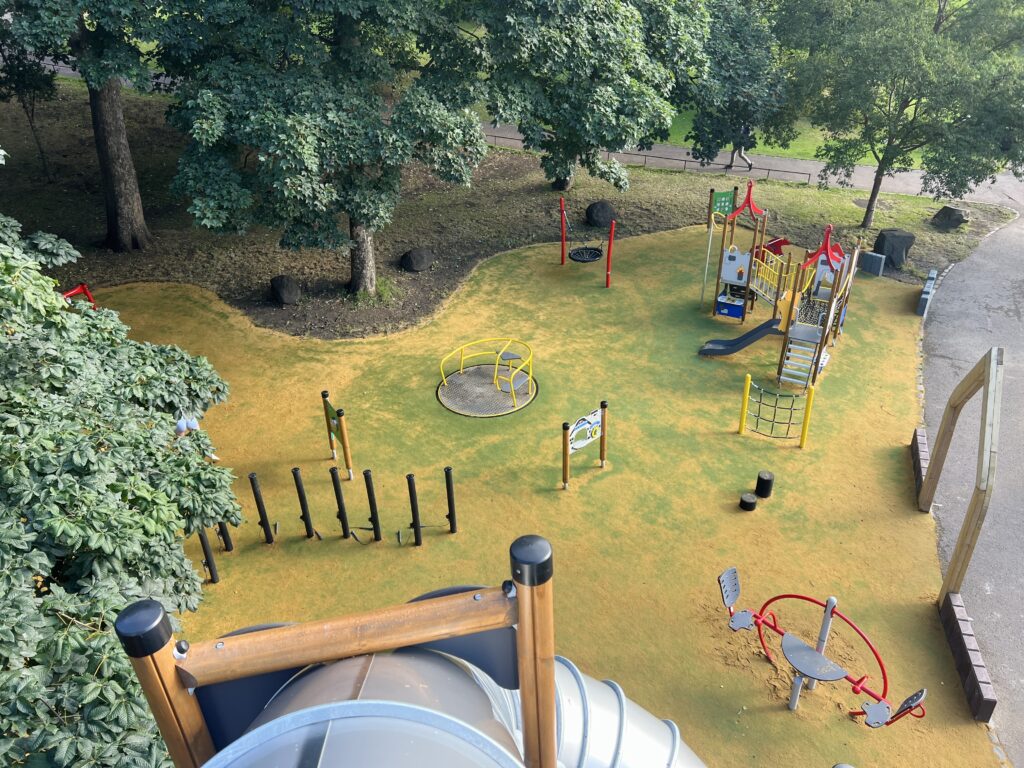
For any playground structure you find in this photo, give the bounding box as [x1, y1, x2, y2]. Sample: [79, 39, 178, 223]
[701, 215, 862, 390]
[706, 180, 807, 324]
[115, 536, 705, 767]
[560, 400, 608, 490]
[319, 390, 354, 478]
[718, 567, 927, 728]
[62, 281, 96, 308]
[738, 374, 815, 448]
[559, 197, 617, 288]
[438, 337, 537, 417]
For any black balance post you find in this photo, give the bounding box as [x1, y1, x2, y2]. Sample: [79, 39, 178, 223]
[292, 467, 315, 539]
[755, 470, 775, 498]
[216, 521, 234, 552]
[363, 469, 382, 542]
[444, 466, 458, 534]
[739, 493, 758, 512]
[406, 474, 423, 546]
[248, 472, 274, 544]
[197, 529, 219, 583]
[330, 466, 351, 539]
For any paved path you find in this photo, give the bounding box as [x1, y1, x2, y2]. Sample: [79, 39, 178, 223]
[488, 122, 1024, 765]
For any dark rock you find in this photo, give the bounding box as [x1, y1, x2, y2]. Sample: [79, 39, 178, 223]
[270, 275, 301, 305]
[932, 205, 971, 228]
[551, 176, 574, 191]
[400, 247, 435, 273]
[872, 229, 916, 270]
[586, 200, 618, 228]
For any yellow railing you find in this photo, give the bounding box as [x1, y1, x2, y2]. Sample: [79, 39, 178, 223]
[439, 337, 535, 408]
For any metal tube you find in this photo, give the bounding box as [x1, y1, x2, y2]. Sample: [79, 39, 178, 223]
[807, 596, 838, 691]
[330, 466, 351, 538]
[605, 220, 616, 288]
[216, 521, 234, 552]
[739, 374, 752, 434]
[197, 529, 219, 584]
[292, 467, 315, 539]
[249, 472, 274, 544]
[407, 474, 423, 547]
[364, 469, 382, 542]
[444, 466, 458, 533]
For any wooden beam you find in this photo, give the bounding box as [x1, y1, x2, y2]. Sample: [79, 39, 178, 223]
[178, 586, 517, 688]
[511, 536, 557, 768]
[115, 601, 215, 768]
[918, 348, 1001, 511]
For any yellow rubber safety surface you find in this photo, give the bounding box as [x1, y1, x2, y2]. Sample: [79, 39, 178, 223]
[102, 226, 1004, 768]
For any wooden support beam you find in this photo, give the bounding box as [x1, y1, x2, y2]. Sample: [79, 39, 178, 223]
[115, 601, 215, 768]
[511, 536, 557, 768]
[178, 586, 517, 688]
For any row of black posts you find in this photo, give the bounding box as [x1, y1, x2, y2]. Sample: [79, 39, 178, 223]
[197, 466, 458, 583]
[250, 466, 457, 546]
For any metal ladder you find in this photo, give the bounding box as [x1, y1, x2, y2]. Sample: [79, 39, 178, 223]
[779, 338, 817, 387]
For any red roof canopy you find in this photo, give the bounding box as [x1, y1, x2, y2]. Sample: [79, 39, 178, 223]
[726, 180, 766, 222]
[801, 224, 845, 270]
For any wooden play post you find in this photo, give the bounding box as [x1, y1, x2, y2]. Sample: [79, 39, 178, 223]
[917, 348, 1004, 604]
[114, 601, 215, 768]
[336, 408, 353, 480]
[321, 390, 336, 459]
[599, 400, 608, 467]
[559, 197, 567, 265]
[605, 220, 616, 288]
[561, 422, 570, 489]
[510, 535, 557, 768]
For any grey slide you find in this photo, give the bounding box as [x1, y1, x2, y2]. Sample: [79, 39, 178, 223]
[699, 318, 782, 356]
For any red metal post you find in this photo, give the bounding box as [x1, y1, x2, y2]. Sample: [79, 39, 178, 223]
[605, 220, 616, 288]
[559, 197, 567, 265]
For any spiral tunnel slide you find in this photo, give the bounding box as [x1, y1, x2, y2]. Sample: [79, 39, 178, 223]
[202, 649, 705, 768]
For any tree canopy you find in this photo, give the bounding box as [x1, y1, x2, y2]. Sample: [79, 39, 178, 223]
[0, 210, 240, 766]
[776, 0, 1024, 226]
[685, 0, 794, 165]
[168, 0, 711, 294]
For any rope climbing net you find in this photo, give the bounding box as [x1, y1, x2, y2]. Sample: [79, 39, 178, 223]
[738, 375, 816, 448]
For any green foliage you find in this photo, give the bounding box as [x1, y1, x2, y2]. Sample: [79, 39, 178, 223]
[480, 0, 709, 188]
[168, 2, 488, 251]
[776, 0, 1024, 222]
[0, 216, 241, 766]
[685, 0, 795, 163]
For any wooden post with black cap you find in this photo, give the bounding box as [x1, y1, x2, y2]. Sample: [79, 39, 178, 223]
[511, 535, 557, 768]
[114, 600, 215, 768]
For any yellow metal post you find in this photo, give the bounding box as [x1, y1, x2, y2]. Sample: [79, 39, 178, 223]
[799, 385, 815, 449]
[738, 374, 752, 434]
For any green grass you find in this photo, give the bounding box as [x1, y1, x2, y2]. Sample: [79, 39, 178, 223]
[106, 227, 1001, 768]
[667, 110, 924, 168]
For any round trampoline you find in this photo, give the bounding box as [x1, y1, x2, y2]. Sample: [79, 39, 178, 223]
[437, 339, 538, 418]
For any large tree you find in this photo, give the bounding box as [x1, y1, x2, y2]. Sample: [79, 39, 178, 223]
[777, 0, 1024, 227]
[167, 1, 488, 295]
[0, 208, 241, 766]
[168, 0, 710, 295]
[9, 0, 159, 250]
[684, 0, 794, 165]
[480, 0, 709, 190]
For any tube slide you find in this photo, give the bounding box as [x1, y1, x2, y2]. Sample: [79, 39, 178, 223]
[203, 649, 706, 768]
[699, 318, 782, 356]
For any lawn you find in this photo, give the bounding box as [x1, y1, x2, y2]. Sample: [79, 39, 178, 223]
[103, 226, 1001, 768]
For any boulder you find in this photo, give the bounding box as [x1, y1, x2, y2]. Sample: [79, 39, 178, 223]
[932, 205, 971, 228]
[270, 275, 301, 305]
[872, 229, 916, 270]
[551, 176, 574, 191]
[586, 200, 618, 228]
[400, 247, 435, 273]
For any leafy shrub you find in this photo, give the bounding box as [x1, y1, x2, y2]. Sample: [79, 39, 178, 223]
[0, 220, 241, 767]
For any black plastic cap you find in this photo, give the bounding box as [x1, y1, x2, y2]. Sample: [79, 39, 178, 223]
[336, 408, 344, 417]
[601, 400, 608, 409]
[248, 471, 257, 480]
[115, 600, 172, 658]
[321, 390, 329, 399]
[510, 535, 553, 587]
[562, 422, 570, 430]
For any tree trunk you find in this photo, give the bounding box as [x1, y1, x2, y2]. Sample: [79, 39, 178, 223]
[860, 164, 887, 228]
[21, 104, 52, 182]
[88, 79, 150, 251]
[349, 220, 377, 295]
